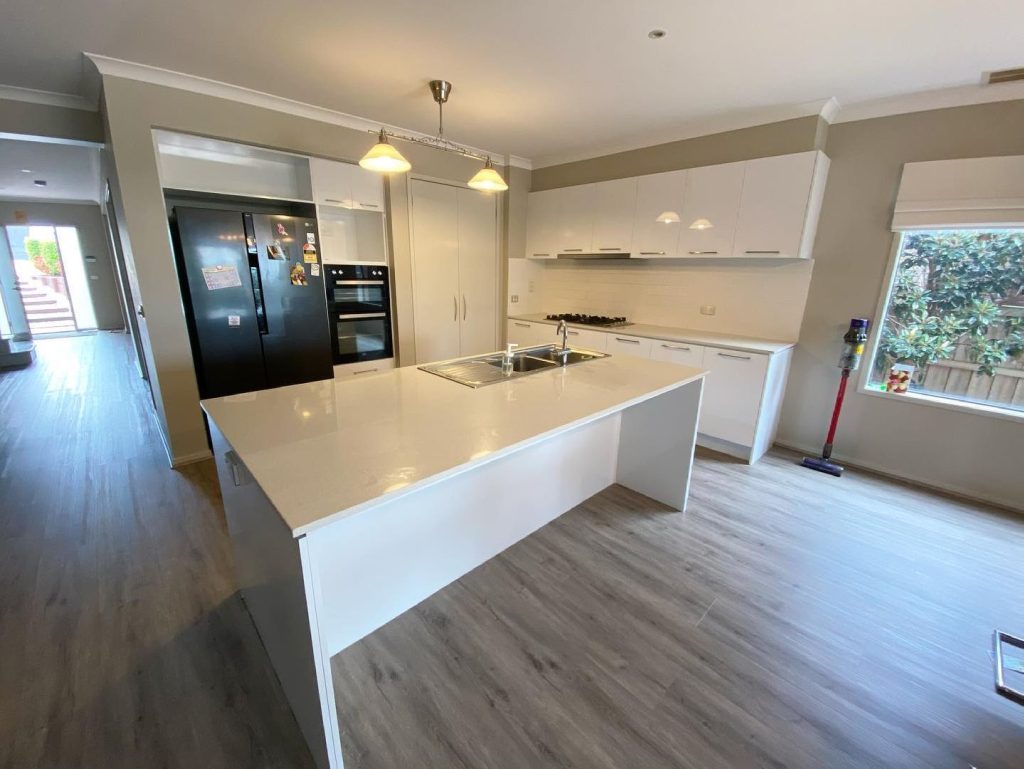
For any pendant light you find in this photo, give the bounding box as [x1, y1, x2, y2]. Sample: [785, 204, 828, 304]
[656, 211, 680, 224]
[468, 158, 509, 191]
[689, 218, 714, 230]
[359, 130, 411, 173]
[358, 80, 508, 191]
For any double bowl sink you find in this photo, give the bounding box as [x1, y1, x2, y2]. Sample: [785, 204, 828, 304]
[420, 344, 609, 388]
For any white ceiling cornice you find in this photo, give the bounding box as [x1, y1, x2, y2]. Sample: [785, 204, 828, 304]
[834, 80, 1024, 124]
[0, 84, 97, 112]
[84, 53, 532, 169]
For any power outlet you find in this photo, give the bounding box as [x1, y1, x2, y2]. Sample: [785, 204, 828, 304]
[510, 294, 519, 304]
[699, 304, 716, 316]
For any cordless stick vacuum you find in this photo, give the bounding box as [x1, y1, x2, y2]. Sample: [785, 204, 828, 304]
[802, 318, 870, 477]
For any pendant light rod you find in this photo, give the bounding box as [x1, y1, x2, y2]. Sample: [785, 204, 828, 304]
[364, 127, 495, 164]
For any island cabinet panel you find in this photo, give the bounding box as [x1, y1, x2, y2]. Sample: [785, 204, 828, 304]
[410, 178, 499, 363]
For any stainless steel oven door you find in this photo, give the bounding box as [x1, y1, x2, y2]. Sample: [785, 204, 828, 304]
[334, 313, 393, 363]
[331, 279, 386, 315]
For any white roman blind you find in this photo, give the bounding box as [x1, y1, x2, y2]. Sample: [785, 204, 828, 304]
[892, 155, 1024, 230]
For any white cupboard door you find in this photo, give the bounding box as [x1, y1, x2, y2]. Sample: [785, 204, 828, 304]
[650, 340, 704, 367]
[507, 319, 548, 348]
[457, 188, 499, 357]
[589, 178, 638, 253]
[632, 170, 686, 258]
[309, 157, 353, 208]
[676, 162, 744, 257]
[606, 333, 652, 358]
[699, 347, 769, 446]
[563, 326, 607, 352]
[316, 206, 358, 264]
[733, 152, 816, 258]
[410, 179, 461, 364]
[525, 190, 557, 258]
[348, 166, 385, 211]
[555, 184, 594, 254]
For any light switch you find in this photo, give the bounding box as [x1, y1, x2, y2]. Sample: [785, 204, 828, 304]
[510, 295, 519, 304]
[700, 304, 716, 316]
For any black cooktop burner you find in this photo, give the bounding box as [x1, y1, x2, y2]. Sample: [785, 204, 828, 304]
[545, 313, 631, 328]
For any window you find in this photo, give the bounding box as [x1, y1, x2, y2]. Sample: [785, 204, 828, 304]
[867, 229, 1024, 414]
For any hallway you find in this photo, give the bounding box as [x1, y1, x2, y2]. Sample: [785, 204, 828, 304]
[0, 333, 314, 769]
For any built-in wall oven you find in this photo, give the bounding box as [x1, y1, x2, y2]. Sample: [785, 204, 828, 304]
[324, 264, 394, 370]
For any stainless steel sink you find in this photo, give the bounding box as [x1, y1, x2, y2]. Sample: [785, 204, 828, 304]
[419, 345, 608, 388]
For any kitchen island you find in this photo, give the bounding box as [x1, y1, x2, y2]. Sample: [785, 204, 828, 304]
[202, 352, 706, 769]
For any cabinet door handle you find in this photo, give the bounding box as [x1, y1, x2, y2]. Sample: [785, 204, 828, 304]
[352, 368, 379, 375]
[639, 251, 666, 256]
[717, 352, 752, 360]
[513, 322, 530, 328]
[324, 198, 345, 204]
[462, 294, 467, 321]
[744, 250, 781, 255]
[453, 296, 458, 322]
[531, 253, 550, 257]
[225, 451, 242, 487]
[359, 202, 379, 208]
[661, 344, 691, 351]
[688, 250, 718, 255]
[567, 330, 580, 336]
[563, 248, 583, 252]
[615, 337, 640, 344]
[598, 247, 622, 251]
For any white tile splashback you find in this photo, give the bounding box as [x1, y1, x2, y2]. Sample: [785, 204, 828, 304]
[537, 259, 813, 341]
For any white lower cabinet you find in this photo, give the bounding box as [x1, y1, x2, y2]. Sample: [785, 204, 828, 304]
[698, 347, 769, 447]
[563, 326, 608, 352]
[506, 320, 549, 348]
[650, 340, 704, 367]
[605, 333, 652, 358]
[333, 359, 395, 380]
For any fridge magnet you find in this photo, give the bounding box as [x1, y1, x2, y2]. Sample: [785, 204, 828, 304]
[310, 263, 321, 277]
[306, 232, 317, 245]
[267, 242, 287, 260]
[886, 363, 914, 394]
[303, 243, 318, 263]
[276, 222, 289, 238]
[200, 264, 243, 291]
[289, 262, 308, 286]
[227, 315, 241, 327]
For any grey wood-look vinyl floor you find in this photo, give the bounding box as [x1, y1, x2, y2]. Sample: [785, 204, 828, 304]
[2, 334, 1023, 769]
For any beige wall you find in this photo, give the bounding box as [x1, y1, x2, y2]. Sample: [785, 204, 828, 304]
[531, 115, 825, 190]
[777, 100, 1024, 511]
[515, 116, 822, 340]
[0, 200, 124, 330]
[0, 98, 103, 144]
[100, 75, 522, 464]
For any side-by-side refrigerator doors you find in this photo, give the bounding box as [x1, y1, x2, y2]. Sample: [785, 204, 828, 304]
[174, 207, 268, 398]
[247, 213, 333, 389]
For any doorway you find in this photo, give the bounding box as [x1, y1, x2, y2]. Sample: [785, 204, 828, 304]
[3, 224, 97, 336]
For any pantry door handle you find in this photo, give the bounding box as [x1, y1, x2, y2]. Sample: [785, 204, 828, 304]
[462, 294, 467, 321]
[453, 296, 458, 321]
[717, 352, 752, 360]
[615, 337, 640, 344]
[661, 344, 691, 351]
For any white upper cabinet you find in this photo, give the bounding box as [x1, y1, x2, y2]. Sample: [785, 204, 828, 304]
[733, 151, 827, 259]
[632, 170, 687, 258]
[589, 178, 638, 253]
[675, 162, 745, 258]
[555, 184, 594, 254]
[526, 189, 558, 259]
[309, 157, 385, 211]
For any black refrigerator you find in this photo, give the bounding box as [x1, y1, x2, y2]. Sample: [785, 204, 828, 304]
[172, 206, 334, 399]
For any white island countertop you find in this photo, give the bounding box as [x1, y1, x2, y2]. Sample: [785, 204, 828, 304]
[202, 354, 705, 538]
[509, 313, 795, 355]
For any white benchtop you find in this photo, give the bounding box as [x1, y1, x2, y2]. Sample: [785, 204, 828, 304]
[509, 314, 795, 355]
[202, 355, 705, 538]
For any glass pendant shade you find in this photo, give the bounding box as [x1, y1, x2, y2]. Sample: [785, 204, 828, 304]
[359, 131, 411, 173]
[689, 218, 714, 230]
[467, 158, 508, 191]
[656, 211, 680, 224]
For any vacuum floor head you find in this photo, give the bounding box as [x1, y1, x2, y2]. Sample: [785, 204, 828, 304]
[801, 456, 844, 477]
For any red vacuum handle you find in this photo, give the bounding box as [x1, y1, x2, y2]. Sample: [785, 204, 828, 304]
[822, 369, 850, 460]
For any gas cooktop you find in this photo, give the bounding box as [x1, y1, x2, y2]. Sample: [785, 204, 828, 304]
[545, 313, 632, 328]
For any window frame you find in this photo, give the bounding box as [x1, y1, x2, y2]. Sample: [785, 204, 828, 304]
[858, 231, 1024, 424]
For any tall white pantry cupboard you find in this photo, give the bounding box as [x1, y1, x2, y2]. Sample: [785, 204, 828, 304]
[409, 179, 499, 364]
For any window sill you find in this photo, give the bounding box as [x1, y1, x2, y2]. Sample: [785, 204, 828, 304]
[858, 385, 1024, 424]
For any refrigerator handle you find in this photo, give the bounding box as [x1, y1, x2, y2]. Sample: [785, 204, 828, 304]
[249, 256, 269, 335]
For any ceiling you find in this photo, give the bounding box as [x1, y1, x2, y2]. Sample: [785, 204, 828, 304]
[2, 0, 1023, 165]
[0, 139, 101, 202]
